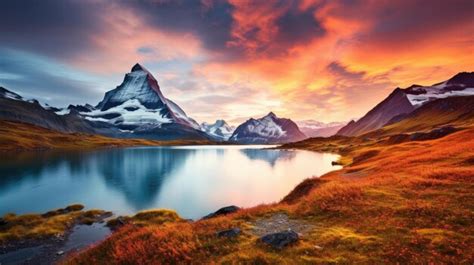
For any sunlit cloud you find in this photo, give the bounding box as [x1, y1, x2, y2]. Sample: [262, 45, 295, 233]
[0, 0, 472, 124]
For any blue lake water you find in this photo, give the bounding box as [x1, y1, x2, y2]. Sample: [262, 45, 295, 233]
[0, 146, 340, 219]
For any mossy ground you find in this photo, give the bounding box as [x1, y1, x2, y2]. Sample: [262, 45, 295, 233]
[0, 204, 111, 244]
[106, 209, 184, 229]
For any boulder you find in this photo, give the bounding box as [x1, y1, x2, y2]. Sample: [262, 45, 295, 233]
[260, 230, 299, 249]
[409, 126, 457, 141]
[203, 205, 240, 219]
[216, 228, 241, 238]
[106, 216, 129, 230]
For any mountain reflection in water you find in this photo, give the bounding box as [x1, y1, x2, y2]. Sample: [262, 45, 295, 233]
[0, 146, 341, 219]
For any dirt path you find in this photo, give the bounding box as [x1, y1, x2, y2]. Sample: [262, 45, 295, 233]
[252, 213, 315, 236]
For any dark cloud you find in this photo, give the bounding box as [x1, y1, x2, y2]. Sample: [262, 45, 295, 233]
[275, 4, 325, 46]
[1, 0, 471, 61]
[137, 46, 154, 54]
[0, 49, 103, 106]
[0, 0, 108, 59]
[327, 61, 366, 80]
[124, 0, 327, 59]
[0, 0, 327, 62]
[329, 0, 474, 46]
[372, 0, 473, 37]
[123, 0, 234, 51]
[227, 1, 326, 58]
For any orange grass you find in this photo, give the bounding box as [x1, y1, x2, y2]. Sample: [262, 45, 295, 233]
[65, 127, 474, 264]
[0, 120, 213, 152]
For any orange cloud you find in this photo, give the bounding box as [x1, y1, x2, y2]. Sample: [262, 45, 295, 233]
[188, 0, 473, 123]
[10, 0, 469, 124]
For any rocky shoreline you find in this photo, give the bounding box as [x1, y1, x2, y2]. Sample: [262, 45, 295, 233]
[0, 204, 311, 264]
[0, 205, 112, 265]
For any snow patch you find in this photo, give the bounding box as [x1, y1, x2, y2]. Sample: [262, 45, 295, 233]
[55, 108, 71, 115]
[406, 82, 474, 107]
[3, 91, 23, 101]
[233, 115, 286, 140]
[82, 99, 172, 125]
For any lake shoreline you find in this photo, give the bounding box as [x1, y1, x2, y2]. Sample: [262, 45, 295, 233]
[2, 145, 338, 218]
[66, 127, 474, 264]
[3, 128, 472, 263]
[0, 204, 115, 264]
[0, 120, 222, 153]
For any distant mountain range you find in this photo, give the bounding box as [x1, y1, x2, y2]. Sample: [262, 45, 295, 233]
[229, 112, 306, 144]
[0, 64, 210, 141]
[296, 120, 346, 137]
[0, 87, 117, 136]
[0, 64, 306, 144]
[337, 72, 474, 136]
[1, 67, 472, 144]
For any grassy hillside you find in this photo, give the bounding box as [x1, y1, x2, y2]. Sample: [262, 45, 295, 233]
[64, 125, 474, 264]
[0, 120, 212, 152]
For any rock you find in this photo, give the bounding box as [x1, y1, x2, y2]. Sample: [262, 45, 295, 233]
[116, 216, 127, 224]
[106, 216, 128, 230]
[65, 204, 85, 212]
[409, 126, 457, 141]
[202, 205, 240, 219]
[0, 218, 7, 226]
[314, 245, 323, 250]
[56, 250, 64, 256]
[217, 228, 241, 238]
[331, 161, 342, 166]
[385, 134, 410, 144]
[260, 230, 299, 249]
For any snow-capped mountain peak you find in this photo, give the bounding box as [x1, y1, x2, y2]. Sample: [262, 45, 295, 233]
[201, 119, 235, 141]
[230, 112, 306, 144]
[82, 63, 201, 131]
[97, 63, 166, 111]
[131, 63, 147, 72]
[264, 111, 277, 119]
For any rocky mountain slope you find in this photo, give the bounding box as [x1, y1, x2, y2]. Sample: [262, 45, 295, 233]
[337, 72, 474, 136]
[0, 87, 117, 135]
[0, 64, 210, 141]
[382, 95, 474, 135]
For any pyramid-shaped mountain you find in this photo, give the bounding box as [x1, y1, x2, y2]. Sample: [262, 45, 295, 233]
[91, 63, 200, 130]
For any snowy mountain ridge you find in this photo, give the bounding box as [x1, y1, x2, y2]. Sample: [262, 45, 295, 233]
[201, 120, 235, 141]
[337, 72, 474, 136]
[230, 112, 306, 144]
[55, 63, 201, 133]
[404, 72, 474, 107]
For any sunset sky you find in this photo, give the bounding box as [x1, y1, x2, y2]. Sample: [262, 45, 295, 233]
[1, 0, 473, 124]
